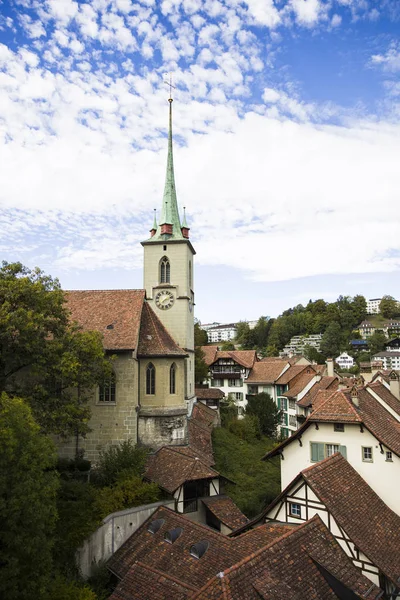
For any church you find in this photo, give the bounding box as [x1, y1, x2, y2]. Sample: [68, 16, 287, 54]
[59, 98, 195, 461]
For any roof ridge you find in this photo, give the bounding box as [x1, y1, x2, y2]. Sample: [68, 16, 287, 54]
[301, 451, 343, 476]
[311, 389, 361, 419]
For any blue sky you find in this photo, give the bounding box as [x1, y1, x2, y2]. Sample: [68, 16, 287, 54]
[0, 0, 400, 324]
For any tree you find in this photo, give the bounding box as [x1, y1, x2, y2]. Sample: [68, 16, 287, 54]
[245, 392, 281, 439]
[220, 341, 236, 351]
[351, 295, 367, 324]
[320, 322, 342, 358]
[379, 295, 400, 319]
[235, 321, 257, 349]
[194, 321, 208, 346]
[92, 439, 150, 487]
[367, 331, 387, 356]
[0, 262, 112, 437]
[220, 393, 238, 427]
[195, 346, 209, 384]
[303, 345, 325, 364]
[0, 394, 59, 600]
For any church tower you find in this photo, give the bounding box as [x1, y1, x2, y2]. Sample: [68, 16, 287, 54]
[141, 97, 196, 428]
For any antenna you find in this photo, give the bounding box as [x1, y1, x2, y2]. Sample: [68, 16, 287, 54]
[164, 72, 176, 102]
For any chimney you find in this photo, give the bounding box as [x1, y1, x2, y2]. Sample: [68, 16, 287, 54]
[350, 386, 359, 407]
[326, 358, 334, 378]
[371, 360, 383, 376]
[390, 372, 400, 400]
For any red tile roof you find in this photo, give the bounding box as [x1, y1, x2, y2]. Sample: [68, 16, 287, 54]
[66, 289, 145, 350]
[283, 369, 316, 399]
[211, 350, 257, 369]
[368, 381, 400, 416]
[308, 390, 363, 423]
[109, 561, 196, 599]
[200, 346, 218, 366]
[201, 495, 248, 531]
[297, 376, 338, 408]
[195, 388, 225, 400]
[137, 302, 187, 357]
[192, 515, 381, 600]
[145, 447, 219, 494]
[275, 364, 313, 385]
[246, 360, 287, 383]
[301, 453, 400, 587]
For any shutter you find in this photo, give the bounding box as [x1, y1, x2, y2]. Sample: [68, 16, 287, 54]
[277, 398, 281, 409]
[318, 444, 325, 461]
[339, 445, 347, 459]
[311, 442, 325, 462]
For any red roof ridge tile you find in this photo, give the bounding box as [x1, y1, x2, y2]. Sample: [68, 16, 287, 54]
[309, 389, 362, 422]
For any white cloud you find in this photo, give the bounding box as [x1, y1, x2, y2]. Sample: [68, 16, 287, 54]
[371, 43, 400, 72]
[290, 0, 326, 25]
[243, 0, 281, 27]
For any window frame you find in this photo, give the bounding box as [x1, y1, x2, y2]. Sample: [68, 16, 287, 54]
[362, 446, 373, 463]
[310, 442, 347, 462]
[146, 363, 156, 395]
[386, 451, 393, 462]
[160, 256, 171, 284]
[98, 374, 116, 404]
[334, 423, 345, 432]
[289, 502, 302, 518]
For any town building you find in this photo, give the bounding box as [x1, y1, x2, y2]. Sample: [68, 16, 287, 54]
[243, 453, 400, 598]
[58, 98, 195, 461]
[107, 505, 381, 600]
[372, 351, 400, 370]
[335, 351, 355, 369]
[366, 298, 382, 314]
[202, 322, 237, 343]
[280, 333, 323, 357]
[263, 375, 400, 517]
[357, 319, 400, 339]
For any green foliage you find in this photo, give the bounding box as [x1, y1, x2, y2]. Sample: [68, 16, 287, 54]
[303, 344, 325, 364]
[220, 393, 238, 427]
[0, 262, 112, 437]
[87, 563, 116, 600]
[93, 476, 160, 517]
[92, 439, 150, 487]
[194, 321, 208, 346]
[0, 394, 59, 600]
[367, 331, 387, 356]
[228, 415, 261, 442]
[212, 426, 280, 517]
[195, 345, 209, 384]
[379, 295, 400, 319]
[220, 341, 236, 350]
[46, 575, 98, 600]
[320, 322, 342, 358]
[245, 392, 281, 439]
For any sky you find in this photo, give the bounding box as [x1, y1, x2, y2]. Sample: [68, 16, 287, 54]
[0, 0, 400, 324]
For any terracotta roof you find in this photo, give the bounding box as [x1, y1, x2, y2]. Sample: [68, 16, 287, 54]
[191, 400, 221, 426]
[195, 387, 225, 400]
[371, 370, 392, 384]
[192, 515, 381, 600]
[137, 302, 187, 357]
[107, 506, 245, 585]
[301, 453, 400, 587]
[66, 289, 145, 350]
[201, 495, 248, 530]
[356, 387, 400, 456]
[232, 522, 297, 551]
[283, 369, 316, 399]
[246, 360, 287, 383]
[260, 356, 287, 362]
[275, 364, 313, 385]
[368, 381, 400, 416]
[188, 417, 214, 464]
[308, 390, 363, 423]
[109, 561, 196, 600]
[145, 447, 219, 494]
[200, 346, 218, 366]
[210, 350, 257, 369]
[297, 376, 338, 408]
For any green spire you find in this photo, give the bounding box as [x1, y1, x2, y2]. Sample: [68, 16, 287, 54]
[182, 206, 188, 228]
[152, 208, 157, 230]
[158, 99, 183, 235]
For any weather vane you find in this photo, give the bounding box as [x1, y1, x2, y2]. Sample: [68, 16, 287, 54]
[164, 72, 176, 102]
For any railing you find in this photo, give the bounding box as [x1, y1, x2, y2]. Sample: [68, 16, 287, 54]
[211, 366, 242, 374]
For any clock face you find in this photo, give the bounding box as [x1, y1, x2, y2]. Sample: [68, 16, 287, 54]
[155, 290, 175, 310]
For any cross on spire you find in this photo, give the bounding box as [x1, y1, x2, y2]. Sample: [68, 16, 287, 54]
[164, 72, 176, 102]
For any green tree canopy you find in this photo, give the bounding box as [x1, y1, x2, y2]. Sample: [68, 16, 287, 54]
[367, 331, 387, 356]
[0, 262, 112, 437]
[379, 295, 400, 319]
[245, 392, 281, 438]
[194, 321, 208, 346]
[0, 393, 59, 600]
[195, 346, 209, 384]
[320, 322, 342, 358]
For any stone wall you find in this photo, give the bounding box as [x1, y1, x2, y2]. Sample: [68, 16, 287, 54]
[77, 499, 175, 579]
[56, 351, 139, 462]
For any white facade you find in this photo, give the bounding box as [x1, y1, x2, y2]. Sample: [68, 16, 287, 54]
[335, 352, 355, 369]
[203, 323, 237, 343]
[366, 298, 381, 314]
[372, 351, 400, 370]
[278, 422, 400, 516]
[281, 334, 322, 357]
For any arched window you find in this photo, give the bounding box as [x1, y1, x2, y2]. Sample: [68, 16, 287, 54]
[146, 363, 155, 395]
[170, 363, 176, 394]
[160, 257, 170, 284]
[188, 261, 192, 288]
[99, 373, 116, 403]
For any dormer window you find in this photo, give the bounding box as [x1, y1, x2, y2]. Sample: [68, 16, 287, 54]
[160, 256, 170, 284]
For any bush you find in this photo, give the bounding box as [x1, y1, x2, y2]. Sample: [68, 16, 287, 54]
[92, 440, 150, 487]
[93, 476, 161, 518]
[228, 415, 260, 442]
[46, 575, 98, 600]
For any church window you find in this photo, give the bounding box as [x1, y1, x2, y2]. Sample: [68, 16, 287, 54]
[146, 363, 156, 395]
[160, 257, 170, 283]
[99, 373, 116, 403]
[189, 261, 192, 288]
[170, 363, 176, 394]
